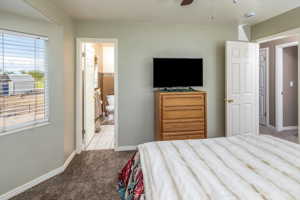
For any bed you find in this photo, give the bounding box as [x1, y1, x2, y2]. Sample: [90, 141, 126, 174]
[118, 135, 300, 200]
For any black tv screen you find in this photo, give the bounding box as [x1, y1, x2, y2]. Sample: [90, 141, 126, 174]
[153, 58, 203, 88]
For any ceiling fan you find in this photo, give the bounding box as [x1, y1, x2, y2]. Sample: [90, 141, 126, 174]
[181, 0, 193, 6]
[181, 0, 238, 6]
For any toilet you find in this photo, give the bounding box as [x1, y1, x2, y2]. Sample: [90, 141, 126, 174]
[106, 95, 114, 120]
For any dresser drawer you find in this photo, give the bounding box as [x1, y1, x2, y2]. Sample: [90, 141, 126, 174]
[163, 130, 205, 137]
[162, 106, 205, 120]
[162, 119, 204, 132]
[162, 95, 204, 107]
[161, 132, 206, 141]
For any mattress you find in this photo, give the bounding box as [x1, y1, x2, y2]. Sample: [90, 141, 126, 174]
[119, 135, 300, 200]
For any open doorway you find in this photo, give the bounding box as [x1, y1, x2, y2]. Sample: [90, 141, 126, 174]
[259, 36, 299, 143]
[76, 39, 118, 152]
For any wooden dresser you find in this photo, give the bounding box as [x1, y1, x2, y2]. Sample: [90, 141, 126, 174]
[155, 91, 207, 141]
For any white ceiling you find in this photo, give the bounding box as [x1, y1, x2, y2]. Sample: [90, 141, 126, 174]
[52, 0, 300, 25]
[0, 0, 48, 21]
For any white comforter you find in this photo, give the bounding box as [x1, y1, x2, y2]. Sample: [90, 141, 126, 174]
[138, 135, 300, 200]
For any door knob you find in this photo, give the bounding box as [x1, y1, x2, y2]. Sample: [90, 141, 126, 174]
[224, 99, 234, 103]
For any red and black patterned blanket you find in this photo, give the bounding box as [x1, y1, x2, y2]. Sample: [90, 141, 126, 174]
[118, 152, 145, 200]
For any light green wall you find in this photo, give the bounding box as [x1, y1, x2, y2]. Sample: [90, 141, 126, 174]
[25, 0, 76, 161]
[252, 7, 300, 40]
[0, 0, 76, 195]
[76, 21, 238, 146]
[62, 21, 76, 161]
[0, 11, 65, 195]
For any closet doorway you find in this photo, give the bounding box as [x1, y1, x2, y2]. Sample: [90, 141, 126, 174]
[76, 38, 118, 152]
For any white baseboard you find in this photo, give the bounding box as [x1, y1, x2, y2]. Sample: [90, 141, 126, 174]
[0, 151, 77, 200]
[0, 167, 64, 200]
[264, 124, 297, 132]
[63, 151, 76, 169]
[75, 144, 84, 154]
[115, 145, 137, 151]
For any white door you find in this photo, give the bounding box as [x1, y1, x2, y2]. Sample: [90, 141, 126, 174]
[259, 48, 268, 125]
[225, 41, 259, 136]
[83, 43, 96, 147]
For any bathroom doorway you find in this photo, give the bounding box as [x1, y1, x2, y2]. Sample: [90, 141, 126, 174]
[76, 38, 118, 152]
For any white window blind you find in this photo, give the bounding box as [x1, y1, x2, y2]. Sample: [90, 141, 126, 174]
[0, 30, 49, 134]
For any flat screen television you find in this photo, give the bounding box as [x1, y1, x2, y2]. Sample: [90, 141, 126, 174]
[153, 58, 203, 88]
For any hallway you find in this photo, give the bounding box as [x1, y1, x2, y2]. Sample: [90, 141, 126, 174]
[260, 125, 298, 143]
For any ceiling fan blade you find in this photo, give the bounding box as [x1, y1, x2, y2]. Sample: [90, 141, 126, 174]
[181, 0, 193, 6]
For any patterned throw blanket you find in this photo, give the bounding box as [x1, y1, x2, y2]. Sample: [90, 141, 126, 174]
[118, 152, 144, 200]
[119, 135, 300, 200]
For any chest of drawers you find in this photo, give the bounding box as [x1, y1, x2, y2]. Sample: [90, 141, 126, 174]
[155, 91, 207, 141]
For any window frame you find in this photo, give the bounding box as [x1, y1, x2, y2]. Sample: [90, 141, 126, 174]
[0, 29, 50, 136]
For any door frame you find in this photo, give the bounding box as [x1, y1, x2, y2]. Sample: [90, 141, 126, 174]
[255, 28, 300, 144]
[259, 48, 270, 127]
[275, 41, 298, 131]
[76, 38, 118, 153]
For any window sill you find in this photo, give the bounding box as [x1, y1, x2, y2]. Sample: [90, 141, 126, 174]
[0, 122, 51, 137]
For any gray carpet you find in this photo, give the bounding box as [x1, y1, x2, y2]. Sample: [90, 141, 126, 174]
[260, 125, 299, 143]
[12, 150, 134, 200]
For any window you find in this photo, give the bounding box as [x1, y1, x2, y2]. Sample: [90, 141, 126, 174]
[0, 30, 49, 134]
[103, 46, 114, 73]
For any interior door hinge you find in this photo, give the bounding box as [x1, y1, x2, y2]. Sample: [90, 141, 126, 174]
[82, 129, 86, 135]
[82, 52, 86, 57]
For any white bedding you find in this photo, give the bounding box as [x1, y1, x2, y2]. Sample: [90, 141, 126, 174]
[138, 135, 300, 200]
